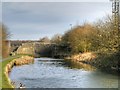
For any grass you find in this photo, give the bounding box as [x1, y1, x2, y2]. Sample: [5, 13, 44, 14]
[0, 55, 24, 89]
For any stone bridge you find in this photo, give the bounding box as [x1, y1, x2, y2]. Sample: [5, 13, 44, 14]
[9, 40, 71, 58]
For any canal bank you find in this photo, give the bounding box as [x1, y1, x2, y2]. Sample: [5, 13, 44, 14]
[65, 52, 119, 74]
[1, 55, 34, 88]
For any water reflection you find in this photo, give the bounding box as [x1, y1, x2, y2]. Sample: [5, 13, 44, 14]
[37, 58, 96, 71]
[63, 59, 96, 71]
[9, 58, 118, 88]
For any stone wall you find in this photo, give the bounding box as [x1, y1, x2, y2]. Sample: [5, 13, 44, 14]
[17, 43, 34, 56]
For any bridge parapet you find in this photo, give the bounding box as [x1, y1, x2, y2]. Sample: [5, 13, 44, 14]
[9, 40, 71, 58]
[16, 43, 34, 56]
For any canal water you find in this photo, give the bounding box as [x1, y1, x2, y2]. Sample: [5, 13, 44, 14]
[9, 58, 118, 88]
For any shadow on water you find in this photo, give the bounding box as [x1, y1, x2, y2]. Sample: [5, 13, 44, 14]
[62, 59, 96, 71]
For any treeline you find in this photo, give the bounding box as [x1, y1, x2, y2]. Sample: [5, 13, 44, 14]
[61, 16, 119, 55]
[51, 16, 119, 72]
[50, 16, 119, 56]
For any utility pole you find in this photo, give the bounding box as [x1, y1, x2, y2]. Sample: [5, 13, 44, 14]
[111, 0, 119, 31]
[111, 0, 120, 53]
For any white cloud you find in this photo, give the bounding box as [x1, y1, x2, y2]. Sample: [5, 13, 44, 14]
[2, 2, 112, 40]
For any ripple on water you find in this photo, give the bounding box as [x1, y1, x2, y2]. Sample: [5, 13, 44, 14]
[9, 58, 119, 88]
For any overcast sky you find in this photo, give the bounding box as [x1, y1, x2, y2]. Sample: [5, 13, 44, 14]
[2, 1, 112, 40]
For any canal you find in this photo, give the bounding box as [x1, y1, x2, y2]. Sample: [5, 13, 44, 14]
[9, 58, 118, 88]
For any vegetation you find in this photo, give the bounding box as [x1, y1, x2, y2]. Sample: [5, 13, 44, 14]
[0, 55, 22, 88]
[62, 23, 97, 53]
[0, 24, 11, 88]
[0, 54, 33, 88]
[57, 16, 120, 72]
[62, 16, 118, 53]
[51, 34, 62, 44]
[39, 36, 50, 43]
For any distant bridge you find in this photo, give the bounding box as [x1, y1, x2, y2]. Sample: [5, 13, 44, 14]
[8, 40, 71, 58]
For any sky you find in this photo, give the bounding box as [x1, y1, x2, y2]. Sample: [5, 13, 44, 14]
[1, 0, 111, 2]
[1, 1, 112, 40]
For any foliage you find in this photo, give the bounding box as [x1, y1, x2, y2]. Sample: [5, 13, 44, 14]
[51, 34, 62, 44]
[0, 55, 22, 88]
[61, 15, 119, 71]
[62, 16, 119, 55]
[62, 23, 98, 53]
[39, 36, 50, 43]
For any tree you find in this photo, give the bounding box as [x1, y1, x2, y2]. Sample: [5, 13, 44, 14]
[39, 36, 50, 43]
[51, 34, 62, 44]
[62, 24, 97, 53]
[94, 16, 119, 54]
[0, 24, 10, 58]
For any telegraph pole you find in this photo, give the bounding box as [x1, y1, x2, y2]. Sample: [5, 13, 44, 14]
[111, 0, 120, 51]
[111, 0, 119, 31]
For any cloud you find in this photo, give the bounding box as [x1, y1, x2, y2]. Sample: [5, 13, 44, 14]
[2, 2, 112, 40]
[3, 2, 111, 23]
[0, 3, 2, 22]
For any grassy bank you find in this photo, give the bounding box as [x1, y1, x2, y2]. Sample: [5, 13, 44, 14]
[0, 54, 33, 89]
[0, 55, 22, 88]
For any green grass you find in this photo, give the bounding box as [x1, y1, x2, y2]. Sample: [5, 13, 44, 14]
[0, 55, 23, 89]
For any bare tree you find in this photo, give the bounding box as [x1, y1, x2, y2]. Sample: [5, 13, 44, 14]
[0, 23, 10, 58]
[51, 34, 62, 44]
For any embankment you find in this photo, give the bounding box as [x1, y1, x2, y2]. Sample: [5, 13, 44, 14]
[3, 55, 34, 88]
[68, 52, 96, 62]
[66, 52, 119, 74]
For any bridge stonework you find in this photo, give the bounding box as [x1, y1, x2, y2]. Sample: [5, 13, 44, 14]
[9, 40, 71, 58]
[17, 43, 34, 56]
